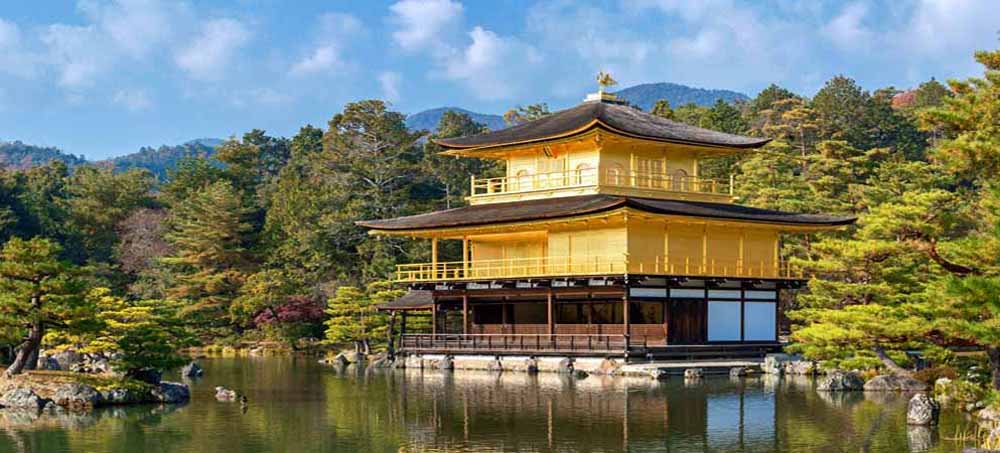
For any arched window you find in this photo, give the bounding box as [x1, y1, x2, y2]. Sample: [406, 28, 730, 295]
[606, 164, 625, 186]
[671, 169, 688, 191]
[574, 163, 593, 185]
[512, 169, 530, 192]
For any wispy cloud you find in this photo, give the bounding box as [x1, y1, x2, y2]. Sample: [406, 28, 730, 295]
[174, 18, 252, 81]
[113, 88, 153, 111]
[379, 71, 402, 103]
[289, 12, 363, 77]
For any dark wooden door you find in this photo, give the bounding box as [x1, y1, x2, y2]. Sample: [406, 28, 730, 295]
[667, 300, 706, 344]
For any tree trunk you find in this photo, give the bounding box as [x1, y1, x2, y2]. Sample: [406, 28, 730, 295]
[5, 323, 43, 376]
[988, 346, 1000, 391]
[874, 344, 913, 377]
[386, 312, 397, 360]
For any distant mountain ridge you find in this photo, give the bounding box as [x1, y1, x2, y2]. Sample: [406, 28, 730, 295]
[405, 107, 506, 132]
[407, 82, 749, 133]
[0, 141, 87, 169]
[3, 82, 750, 171]
[613, 82, 749, 111]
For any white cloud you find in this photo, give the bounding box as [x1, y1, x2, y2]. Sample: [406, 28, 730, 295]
[77, 0, 186, 58]
[289, 12, 363, 77]
[0, 18, 39, 79]
[174, 18, 251, 81]
[379, 71, 402, 102]
[822, 3, 874, 52]
[113, 88, 152, 111]
[40, 23, 110, 88]
[291, 46, 345, 76]
[441, 26, 542, 100]
[389, 0, 463, 55]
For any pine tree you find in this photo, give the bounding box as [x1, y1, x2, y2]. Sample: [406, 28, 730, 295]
[650, 99, 674, 119]
[162, 180, 253, 334]
[0, 238, 90, 375]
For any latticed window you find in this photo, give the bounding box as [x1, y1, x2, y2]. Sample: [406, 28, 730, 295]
[574, 163, 593, 185]
[636, 158, 664, 188]
[606, 164, 625, 186]
[671, 169, 688, 191]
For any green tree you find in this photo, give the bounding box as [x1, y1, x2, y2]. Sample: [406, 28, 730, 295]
[0, 238, 90, 375]
[65, 166, 154, 263]
[503, 103, 550, 126]
[85, 288, 196, 378]
[322, 100, 426, 281]
[324, 286, 387, 354]
[162, 180, 253, 334]
[422, 110, 500, 209]
[749, 83, 798, 116]
[672, 103, 710, 127]
[650, 99, 674, 119]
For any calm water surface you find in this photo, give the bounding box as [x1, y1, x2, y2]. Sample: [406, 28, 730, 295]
[0, 357, 981, 452]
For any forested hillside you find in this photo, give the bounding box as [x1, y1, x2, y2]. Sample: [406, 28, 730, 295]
[0, 141, 87, 169]
[614, 82, 749, 111]
[108, 141, 218, 180]
[1, 47, 997, 395]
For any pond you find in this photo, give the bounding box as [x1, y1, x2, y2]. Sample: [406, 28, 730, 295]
[0, 357, 981, 452]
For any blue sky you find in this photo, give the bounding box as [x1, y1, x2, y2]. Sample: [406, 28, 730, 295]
[1, 0, 997, 160]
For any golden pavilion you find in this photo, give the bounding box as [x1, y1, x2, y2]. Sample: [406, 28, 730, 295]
[360, 88, 854, 359]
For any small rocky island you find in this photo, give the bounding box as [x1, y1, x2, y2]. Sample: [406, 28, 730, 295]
[0, 351, 191, 414]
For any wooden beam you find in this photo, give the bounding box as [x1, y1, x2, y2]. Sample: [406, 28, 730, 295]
[462, 236, 470, 277]
[431, 237, 439, 279]
[431, 299, 437, 338]
[462, 294, 469, 335]
[547, 290, 554, 335]
[623, 289, 631, 351]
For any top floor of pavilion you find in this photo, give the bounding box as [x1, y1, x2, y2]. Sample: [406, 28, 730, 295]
[435, 91, 771, 206]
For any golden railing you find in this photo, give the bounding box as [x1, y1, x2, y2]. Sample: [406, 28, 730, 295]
[395, 254, 803, 282]
[469, 168, 733, 198]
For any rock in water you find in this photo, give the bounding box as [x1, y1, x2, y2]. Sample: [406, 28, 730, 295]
[762, 353, 796, 375]
[864, 375, 929, 392]
[101, 388, 141, 405]
[487, 359, 503, 373]
[556, 358, 574, 374]
[818, 371, 865, 391]
[155, 382, 190, 404]
[684, 368, 704, 379]
[524, 357, 540, 374]
[215, 386, 238, 402]
[729, 367, 748, 378]
[595, 358, 620, 375]
[783, 360, 817, 375]
[0, 388, 48, 410]
[648, 368, 669, 380]
[181, 362, 204, 378]
[907, 393, 940, 425]
[53, 383, 103, 410]
[436, 356, 454, 371]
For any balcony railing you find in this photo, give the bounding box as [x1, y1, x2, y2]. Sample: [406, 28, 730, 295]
[470, 168, 733, 198]
[395, 254, 802, 282]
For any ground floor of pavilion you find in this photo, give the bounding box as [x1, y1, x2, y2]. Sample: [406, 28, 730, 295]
[383, 276, 797, 360]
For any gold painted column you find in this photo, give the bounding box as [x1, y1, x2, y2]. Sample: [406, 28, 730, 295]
[431, 238, 439, 279]
[462, 236, 470, 278]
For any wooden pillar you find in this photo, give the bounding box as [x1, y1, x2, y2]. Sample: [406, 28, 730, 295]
[547, 290, 554, 335]
[431, 300, 437, 338]
[401, 311, 408, 335]
[462, 294, 469, 335]
[431, 238, 439, 278]
[623, 289, 631, 352]
[462, 236, 470, 277]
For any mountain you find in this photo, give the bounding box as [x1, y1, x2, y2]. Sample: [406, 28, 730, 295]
[407, 82, 749, 134]
[0, 141, 87, 169]
[107, 141, 218, 180]
[613, 83, 749, 111]
[405, 107, 506, 132]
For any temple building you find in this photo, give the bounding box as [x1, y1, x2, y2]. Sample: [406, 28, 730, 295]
[359, 88, 854, 360]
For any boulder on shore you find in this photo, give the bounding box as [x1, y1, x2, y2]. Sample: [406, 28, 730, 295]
[181, 362, 204, 378]
[763, 353, 795, 375]
[818, 371, 864, 391]
[864, 374, 928, 392]
[783, 360, 818, 376]
[51, 350, 84, 371]
[52, 383, 103, 410]
[907, 393, 940, 425]
[0, 388, 48, 410]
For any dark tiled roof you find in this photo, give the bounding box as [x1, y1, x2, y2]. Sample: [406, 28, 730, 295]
[377, 290, 433, 310]
[435, 100, 771, 150]
[357, 195, 856, 231]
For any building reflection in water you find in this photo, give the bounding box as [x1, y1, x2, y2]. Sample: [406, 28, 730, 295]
[388, 369, 782, 452]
